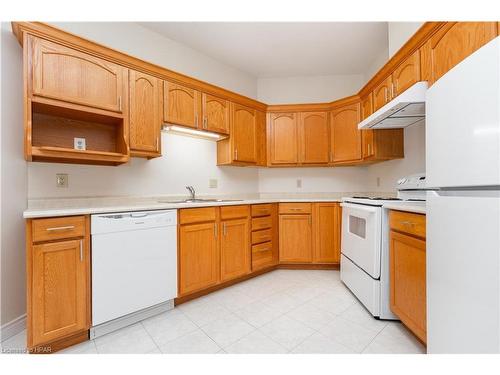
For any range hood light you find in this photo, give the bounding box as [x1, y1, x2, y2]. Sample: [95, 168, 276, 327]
[162, 125, 226, 141]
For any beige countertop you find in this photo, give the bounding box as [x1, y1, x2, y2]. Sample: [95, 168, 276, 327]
[383, 202, 426, 214]
[23, 194, 356, 219]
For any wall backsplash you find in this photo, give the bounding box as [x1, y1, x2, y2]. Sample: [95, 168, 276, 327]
[27, 133, 260, 199]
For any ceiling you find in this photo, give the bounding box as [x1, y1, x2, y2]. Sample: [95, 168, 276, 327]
[139, 22, 388, 78]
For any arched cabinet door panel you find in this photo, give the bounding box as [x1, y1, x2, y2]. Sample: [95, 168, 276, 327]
[269, 112, 298, 165]
[163, 81, 200, 128]
[232, 103, 257, 163]
[330, 103, 362, 164]
[202, 93, 229, 135]
[298, 112, 329, 164]
[30, 36, 126, 113]
[129, 70, 161, 157]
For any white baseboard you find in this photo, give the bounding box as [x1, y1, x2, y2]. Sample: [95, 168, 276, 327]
[1, 314, 26, 342]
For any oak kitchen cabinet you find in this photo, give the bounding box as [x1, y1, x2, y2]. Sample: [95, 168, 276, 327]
[217, 103, 259, 165]
[312, 203, 341, 263]
[299, 112, 330, 164]
[220, 206, 251, 282]
[268, 112, 298, 165]
[420, 22, 498, 85]
[389, 210, 427, 343]
[30, 36, 127, 114]
[279, 213, 313, 263]
[178, 207, 219, 296]
[251, 204, 279, 271]
[163, 80, 231, 136]
[26, 216, 90, 351]
[330, 102, 362, 164]
[129, 70, 162, 158]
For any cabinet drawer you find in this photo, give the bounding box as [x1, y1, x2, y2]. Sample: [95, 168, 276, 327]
[279, 203, 312, 214]
[179, 207, 217, 224]
[252, 241, 274, 270]
[220, 205, 249, 220]
[251, 216, 272, 231]
[251, 204, 272, 217]
[32, 216, 86, 242]
[389, 210, 426, 238]
[251, 228, 272, 245]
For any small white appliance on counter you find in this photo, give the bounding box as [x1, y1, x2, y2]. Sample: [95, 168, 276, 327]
[426, 37, 500, 353]
[90, 209, 177, 339]
[340, 174, 429, 320]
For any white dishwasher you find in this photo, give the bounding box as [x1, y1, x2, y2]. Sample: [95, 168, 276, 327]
[90, 209, 177, 338]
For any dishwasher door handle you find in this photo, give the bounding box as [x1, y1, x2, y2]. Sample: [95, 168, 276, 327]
[130, 213, 149, 218]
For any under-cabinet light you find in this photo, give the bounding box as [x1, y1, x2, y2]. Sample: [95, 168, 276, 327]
[162, 124, 226, 141]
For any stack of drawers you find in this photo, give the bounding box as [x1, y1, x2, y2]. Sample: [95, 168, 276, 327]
[250, 203, 277, 271]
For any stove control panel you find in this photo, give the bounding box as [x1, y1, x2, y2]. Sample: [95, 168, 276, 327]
[396, 173, 426, 190]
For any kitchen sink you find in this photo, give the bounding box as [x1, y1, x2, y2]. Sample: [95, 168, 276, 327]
[157, 198, 244, 204]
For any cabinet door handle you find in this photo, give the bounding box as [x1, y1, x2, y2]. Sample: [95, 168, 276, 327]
[203, 117, 208, 129]
[367, 143, 371, 155]
[79, 240, 83, 262]
[46, 225, 75, 232]
[223, 222, 227, 236]
[214, 223, 218, 238]
[384, 88, 388, 103]
[118, 96, 122, 111]
[234, 149, 238, 160]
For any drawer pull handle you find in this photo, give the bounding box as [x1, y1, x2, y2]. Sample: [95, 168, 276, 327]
[255, 247, 271, 253]
[46, 225, 75, 232]
[79, 240, 83, 262]
[400, 221, 415, 227]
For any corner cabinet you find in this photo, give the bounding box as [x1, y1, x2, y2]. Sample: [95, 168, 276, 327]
[26, 216, 90, 352]
[129, 70, 161, 158]
[217, 103, 260, 166]
[330, 102, 362, 164]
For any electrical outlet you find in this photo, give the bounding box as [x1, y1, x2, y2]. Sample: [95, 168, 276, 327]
[209, 178, 218, 188]
[296, 179, 302, 188]
[376, 177, 381, 187]
[56, 173, 68, 188]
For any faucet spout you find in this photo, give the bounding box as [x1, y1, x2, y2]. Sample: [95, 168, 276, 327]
[185, 186, 196, 200]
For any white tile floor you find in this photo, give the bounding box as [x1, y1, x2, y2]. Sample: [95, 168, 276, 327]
[1, 270, 426, 354]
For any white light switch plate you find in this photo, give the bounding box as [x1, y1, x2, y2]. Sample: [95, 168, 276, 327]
[209, 179, 218, 188]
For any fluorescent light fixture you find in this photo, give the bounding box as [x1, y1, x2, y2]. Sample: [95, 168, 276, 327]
[162, 124, 227, 141]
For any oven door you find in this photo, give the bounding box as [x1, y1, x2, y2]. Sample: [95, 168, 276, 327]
[340, 202, 382, 278]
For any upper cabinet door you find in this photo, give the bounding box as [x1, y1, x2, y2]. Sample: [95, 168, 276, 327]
[373, 75, 393, 112]
[422, 22, 498, 84]
[393, 50, 421, 97]
[30, 36, 126, 113]
[330, 103, 362, 163]
[269, 113, 298, 165]
[129, 70, 161, 156]
[201, 93, 229, 134]
[232, 103, 256, 163]
[298, 112, 330, 164]
[163, 81, 200, 129]
[360, 93, 373, 121]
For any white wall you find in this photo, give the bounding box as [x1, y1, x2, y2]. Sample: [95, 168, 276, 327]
[258, 167, 370, 194]
[257, 74, 365, 104]
[1, 22, 27, 327]
[364, 47, 389, 82]
[366, 124, 426, 191]
[51, 22, 258, 99]
[28, 133, 259, 199]
[388, 22, 424, 57]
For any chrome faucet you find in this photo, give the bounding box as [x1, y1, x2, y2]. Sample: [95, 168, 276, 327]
[185, 186, 196, 200]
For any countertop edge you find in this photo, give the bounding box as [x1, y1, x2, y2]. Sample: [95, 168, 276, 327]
[23, 198, 343, 219]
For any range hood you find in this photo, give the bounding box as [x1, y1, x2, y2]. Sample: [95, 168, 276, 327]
[358, 81, 428, 129]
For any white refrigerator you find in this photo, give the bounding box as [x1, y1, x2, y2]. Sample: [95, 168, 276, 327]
[426, 36, 500, 353]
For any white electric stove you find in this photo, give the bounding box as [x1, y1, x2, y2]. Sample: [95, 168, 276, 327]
[340, 173, 429, 320]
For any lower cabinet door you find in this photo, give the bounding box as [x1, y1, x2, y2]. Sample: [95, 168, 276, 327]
[279, 214, 312, 263]
[179, 222, 219, 296]
[312, 203, 341, 263]
[32, 239, 88, 346]
[220, 218, 250, 282]
[390, 230, 427, 343]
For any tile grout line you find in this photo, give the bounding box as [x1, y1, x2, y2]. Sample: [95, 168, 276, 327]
[140, 321, 162, 354]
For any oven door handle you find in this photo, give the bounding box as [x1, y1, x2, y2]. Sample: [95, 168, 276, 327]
[340, 202, 380, 213]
